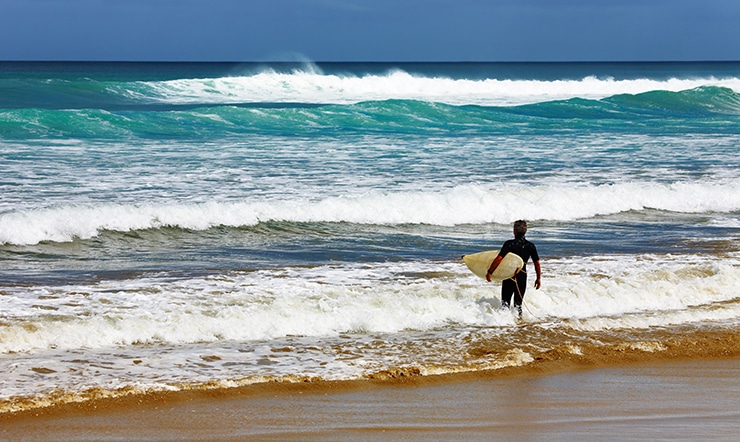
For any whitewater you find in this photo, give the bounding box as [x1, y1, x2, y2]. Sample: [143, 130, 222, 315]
[138, 69, 740, 106]
[2, 180, 740, 245]
[1, 61, 739, 413]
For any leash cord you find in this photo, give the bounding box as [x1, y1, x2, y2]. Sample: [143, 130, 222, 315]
[512, 274, 540, 320]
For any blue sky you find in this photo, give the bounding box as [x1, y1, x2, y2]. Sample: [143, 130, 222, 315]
[1, 0, 739, 61]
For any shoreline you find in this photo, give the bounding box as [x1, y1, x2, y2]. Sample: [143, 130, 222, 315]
[1, 355, 738, 441]
[2, 325, 738, 418]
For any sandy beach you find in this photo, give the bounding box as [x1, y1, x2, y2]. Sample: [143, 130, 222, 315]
[2, 357, 738, 441]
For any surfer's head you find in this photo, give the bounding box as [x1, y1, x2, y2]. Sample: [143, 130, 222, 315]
[513, 220, 527, 238]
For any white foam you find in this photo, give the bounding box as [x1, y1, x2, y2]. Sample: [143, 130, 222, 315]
[2, 180, 739, 245]
[526, 254, 740, 327]
[139, 70, 740, 106]
[1, 253, 738, 410]
[1, 253, 739, 355]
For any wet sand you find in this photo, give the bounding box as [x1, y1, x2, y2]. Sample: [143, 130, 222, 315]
[2, 358, 739, 441]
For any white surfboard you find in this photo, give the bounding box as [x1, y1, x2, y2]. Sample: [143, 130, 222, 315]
[462, 250, 524, 281]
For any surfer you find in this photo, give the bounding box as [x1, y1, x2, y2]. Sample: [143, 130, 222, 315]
[486, 220, 541, 317]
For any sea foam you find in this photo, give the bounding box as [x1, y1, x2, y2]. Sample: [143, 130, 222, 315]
[140, 70, 740, 106]
[2, 180, 739, 245]
[1, 253, 738, 355]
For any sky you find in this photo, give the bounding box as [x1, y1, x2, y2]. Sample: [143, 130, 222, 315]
[1, 0, 739, 62]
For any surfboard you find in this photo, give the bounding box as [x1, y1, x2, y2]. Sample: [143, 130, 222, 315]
[462, 250, 524, 281]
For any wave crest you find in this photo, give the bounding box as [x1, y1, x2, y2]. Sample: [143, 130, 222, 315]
[3, 181, 739, 245]
[137, 71, 740, 107]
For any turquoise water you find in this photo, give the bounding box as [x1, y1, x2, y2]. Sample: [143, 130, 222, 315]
[1, 62, 739, 412]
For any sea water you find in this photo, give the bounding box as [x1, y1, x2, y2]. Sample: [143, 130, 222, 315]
[1, 62, 739, 412]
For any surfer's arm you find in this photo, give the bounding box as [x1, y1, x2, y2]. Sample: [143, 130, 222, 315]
[534, 260, 542, 289]
[486, 255, 504, 282]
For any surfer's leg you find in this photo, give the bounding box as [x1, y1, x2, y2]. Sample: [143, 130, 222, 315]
[513, 272, 527, 317]
[501, 279, 515, 308]
[513, 272, 527, 304]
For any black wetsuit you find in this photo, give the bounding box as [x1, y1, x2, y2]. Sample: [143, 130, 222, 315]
[498, 236, 539, 311]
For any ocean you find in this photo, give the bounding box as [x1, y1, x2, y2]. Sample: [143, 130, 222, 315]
[1, 61, 739, 413]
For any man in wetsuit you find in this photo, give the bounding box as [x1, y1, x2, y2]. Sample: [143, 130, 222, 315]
[486, 220, 541, 317]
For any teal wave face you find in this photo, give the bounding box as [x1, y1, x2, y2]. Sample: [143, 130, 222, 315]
[2, 87, 739, 139]
[511, 87, 740, 119]
[0, 78, 138, 111]
[607, 86, 740, 117]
